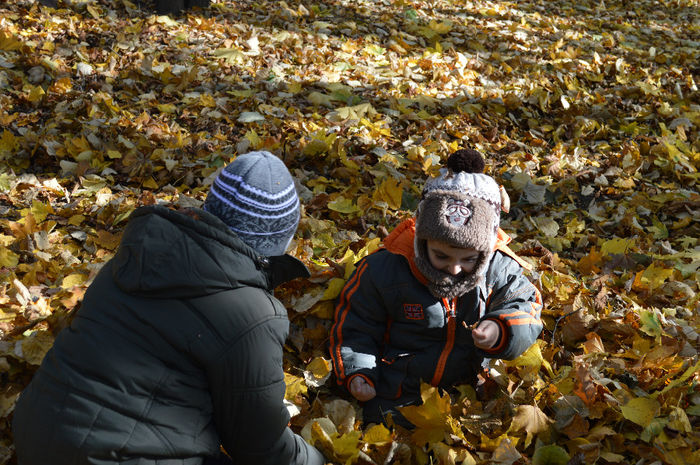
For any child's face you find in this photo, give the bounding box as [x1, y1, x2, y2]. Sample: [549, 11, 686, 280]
[426, 240, 480, 276]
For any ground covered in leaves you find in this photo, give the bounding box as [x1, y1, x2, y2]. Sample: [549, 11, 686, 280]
[1, 0, 699, 463]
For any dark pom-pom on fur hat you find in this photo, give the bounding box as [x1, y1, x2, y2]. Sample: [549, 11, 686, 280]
[446, 148, 485, 174]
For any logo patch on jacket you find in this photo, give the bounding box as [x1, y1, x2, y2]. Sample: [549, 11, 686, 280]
[403, 303, 424, 320]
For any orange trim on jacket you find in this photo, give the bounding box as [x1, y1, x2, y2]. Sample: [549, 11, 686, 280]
[494, 229, 532, 271]
[383, 219, 428, 285]
[330, 260, 369, 384]
[431, 298, 457, 386]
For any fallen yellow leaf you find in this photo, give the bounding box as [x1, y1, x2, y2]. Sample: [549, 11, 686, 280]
[620, 397, 660, 427]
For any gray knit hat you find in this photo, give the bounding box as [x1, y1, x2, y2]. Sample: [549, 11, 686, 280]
[414, 149, 506, 298]
[203, 151, 300, 257]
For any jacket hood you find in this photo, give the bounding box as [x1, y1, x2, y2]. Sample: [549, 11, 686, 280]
[110, 205, 309, 299]
[383, 218, 428, 285]
[383, 218, 528, 286]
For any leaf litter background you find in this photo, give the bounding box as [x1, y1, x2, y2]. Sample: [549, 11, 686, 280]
[0, 0, 699, 463]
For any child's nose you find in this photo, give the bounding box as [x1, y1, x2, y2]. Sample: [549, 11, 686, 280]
[446, 263, 462, 275]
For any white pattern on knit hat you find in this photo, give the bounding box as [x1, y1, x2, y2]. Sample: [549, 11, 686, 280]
[225, 220, 298, 236]
[423, 170, 501, 212]
[203, 151, 300, 256]
[218, 169, 298, 200]
[208, 177, 299, 220]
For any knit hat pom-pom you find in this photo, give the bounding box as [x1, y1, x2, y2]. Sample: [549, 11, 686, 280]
[446, 149, 485, 174]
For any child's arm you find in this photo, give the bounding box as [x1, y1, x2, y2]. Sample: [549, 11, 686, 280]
[329, 256, 387, 397]
[477, 251, 543, 360]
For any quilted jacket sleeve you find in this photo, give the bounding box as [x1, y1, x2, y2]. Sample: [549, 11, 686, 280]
[206, 306, 325, 465]
[329, 256, 388, 390]
[480, 251, 543, 360]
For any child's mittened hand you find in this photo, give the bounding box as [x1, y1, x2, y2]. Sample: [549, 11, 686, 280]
[349, 377, 376, 401]
[472, 320, 500, 349]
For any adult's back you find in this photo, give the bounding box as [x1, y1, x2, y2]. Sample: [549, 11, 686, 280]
[13, 152, 325, 465]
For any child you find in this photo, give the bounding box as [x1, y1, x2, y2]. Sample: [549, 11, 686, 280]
[329, 149, 543, 427]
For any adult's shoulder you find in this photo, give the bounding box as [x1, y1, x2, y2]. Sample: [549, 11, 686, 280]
[188, 286, 287, 343]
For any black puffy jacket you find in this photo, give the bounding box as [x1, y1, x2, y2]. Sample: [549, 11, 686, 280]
[13, 206, 324, 465]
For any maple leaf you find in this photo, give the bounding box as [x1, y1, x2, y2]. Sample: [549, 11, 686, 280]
[398, 383, 465, 446]
[504, 340, 553, 382]
[509, 404, 553, 448]
[362, 424, 392, 445]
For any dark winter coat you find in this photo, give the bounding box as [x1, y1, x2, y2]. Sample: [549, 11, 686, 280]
[12, 206, 324, 465]
[330, 218, 543, 402]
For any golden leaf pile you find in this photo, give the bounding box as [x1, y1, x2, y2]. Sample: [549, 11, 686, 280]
[1, 0, 698, 464]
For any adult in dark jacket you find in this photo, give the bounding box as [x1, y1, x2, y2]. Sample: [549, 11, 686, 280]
[12, 151, 325, 465]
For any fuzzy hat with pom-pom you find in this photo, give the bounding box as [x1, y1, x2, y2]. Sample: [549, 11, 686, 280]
[414, 149, 507, 298]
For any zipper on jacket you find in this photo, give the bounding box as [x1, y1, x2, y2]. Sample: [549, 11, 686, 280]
[431, 298, 456, 386]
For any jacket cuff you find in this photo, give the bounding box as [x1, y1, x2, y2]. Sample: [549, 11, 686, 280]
[482, 318, 508, 355]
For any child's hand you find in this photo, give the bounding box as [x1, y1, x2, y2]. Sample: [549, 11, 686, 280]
[472, 320, 500, 349]
[349, 376, 376, 401]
